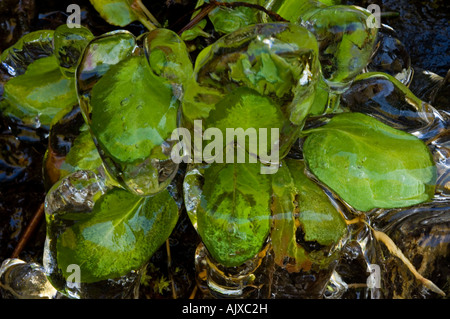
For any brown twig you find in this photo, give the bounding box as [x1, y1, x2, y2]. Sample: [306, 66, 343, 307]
[177, 3, 216, 35]
[11, 202, 45, 259]
[166, 239, 177, 299]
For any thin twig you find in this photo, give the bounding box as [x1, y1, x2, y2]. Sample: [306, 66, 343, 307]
[131, 0, 158, 31]
[189, 285, 198, 299]
[166, 239, 177, 299]
[372, 228, 445, 297]
[11, 202, 45, 259]
[136, 0, 161, 27]
[177, 3, 216, 35]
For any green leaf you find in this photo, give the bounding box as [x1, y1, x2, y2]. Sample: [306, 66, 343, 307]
[208, 0, 261, 34]
[144, 28, 194, 90]
[302, 112, 437, 212]
[203, 86, 285, 157]
[188, 162, 272, 267]
[90, 54, 178, 164]
[57, 187, 179, 283]
[266, 0, 325, 23]
[59, 126, 103, 178]
[271, 159, 347, 272]
[89, 0, 137, 27]
[53, 24, 94, 78]
[0, 30, 54, 77]
[305, 6, 378, 85]
[181, 19, 210, 41]
[1, 56, 78, 126]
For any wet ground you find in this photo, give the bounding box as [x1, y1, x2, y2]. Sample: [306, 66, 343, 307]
[0, 0, 449, 299]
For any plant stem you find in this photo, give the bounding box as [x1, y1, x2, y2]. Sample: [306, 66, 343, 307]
[131, 0, 159, 31]
[357, 219, 446, 297]
[166, 239, 177, 299]
[11, 202, 45, 259]
[372, 228, 446, 297]
[177, 3, 216, 35]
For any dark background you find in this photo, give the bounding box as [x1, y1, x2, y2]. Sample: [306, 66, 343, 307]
[0, 0, 449, 299]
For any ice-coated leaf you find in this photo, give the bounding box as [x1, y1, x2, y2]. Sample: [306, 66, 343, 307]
[1, 56, 78, 126]
[56, 187, 179, 283]
[0, 30, 54, 77]
[271, 159, 347, 272]
[90, 54, 178, 164]
[302, 5, 377, 87]
[208, 0, 261, 34]
[89, 0, 137, 27]
[77, 31, 181, 196]
[59, 126, 103, 178]
[186, 162, 272, 267]
[302, 112, 437, 212]
[144, 28, 193, 91]
[53, 24, 94, 78]
[341, 72, 435, 132]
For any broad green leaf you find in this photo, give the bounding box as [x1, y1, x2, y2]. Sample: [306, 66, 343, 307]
[1, 56, 78, 126]
[90, 54, 178, 164]
[188, 162, 272, 267]
[57, 187, 179, 283]
[271, 159, 347, 272]
[77, 31, 180, 196]
[59, 126, 103, 178]
[89, 0, 137, 27]
[302, 112, 437, 212]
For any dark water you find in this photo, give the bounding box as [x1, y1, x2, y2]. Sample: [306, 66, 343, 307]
[0, 0, 449, 298]
[346, 0, 450, 77]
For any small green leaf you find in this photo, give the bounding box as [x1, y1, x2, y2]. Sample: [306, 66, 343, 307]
[303, 113, 437, 212]
[59, 126, 103, 178]
[187, 162, 272, 267]
[57, 187, 179, 283]
[1, 56, 78, 126]
[304, 6, 378, 85]
[144, 28, 194, 90]
[208, 0, 260, 34]
[181, 19, 210, 41]
[89, 0, 137, 27]
[53, 24, 94, 78]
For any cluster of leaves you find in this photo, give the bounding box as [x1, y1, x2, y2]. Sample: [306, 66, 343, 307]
[0, 0, 439, 295]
